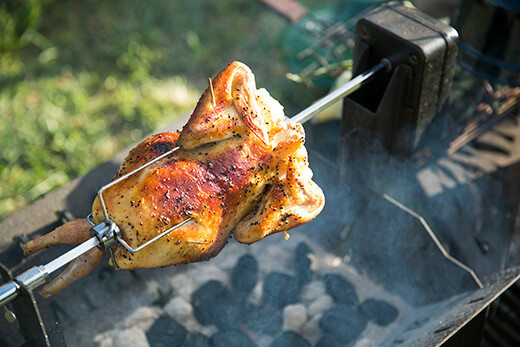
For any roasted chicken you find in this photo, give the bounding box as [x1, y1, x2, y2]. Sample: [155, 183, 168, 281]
[23, 61, 325, 297]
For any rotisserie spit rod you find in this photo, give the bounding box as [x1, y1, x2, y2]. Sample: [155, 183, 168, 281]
[0, 237, 99, 306]
[0, 59, 391, 308]
[291, 58, 391, 124]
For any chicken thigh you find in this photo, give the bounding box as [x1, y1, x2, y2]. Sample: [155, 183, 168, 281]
[23, 61, 325, 297]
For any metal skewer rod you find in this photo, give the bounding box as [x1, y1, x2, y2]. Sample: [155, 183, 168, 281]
[0, 59, 392, 309]
[0, 237, 99, 306]
[290, 58, 391, 124]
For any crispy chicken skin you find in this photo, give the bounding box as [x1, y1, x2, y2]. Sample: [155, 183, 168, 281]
[23, 61, 325, 297]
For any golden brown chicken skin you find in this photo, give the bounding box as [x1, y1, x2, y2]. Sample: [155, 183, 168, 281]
[23, 61, 325, 297]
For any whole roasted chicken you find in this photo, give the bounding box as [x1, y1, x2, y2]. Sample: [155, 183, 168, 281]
[23, 61, 325, 297]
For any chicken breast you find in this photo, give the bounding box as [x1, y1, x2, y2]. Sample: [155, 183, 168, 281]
[23, 61, 325, 296]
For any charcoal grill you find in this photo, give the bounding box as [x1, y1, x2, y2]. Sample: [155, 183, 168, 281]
[2, 2, 520, 346]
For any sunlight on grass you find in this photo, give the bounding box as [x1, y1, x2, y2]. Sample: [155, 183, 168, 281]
[0, 68, 199, 219]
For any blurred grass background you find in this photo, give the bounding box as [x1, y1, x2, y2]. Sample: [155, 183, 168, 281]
[0, 0, 329, 221]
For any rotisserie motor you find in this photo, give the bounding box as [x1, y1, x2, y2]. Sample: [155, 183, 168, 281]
[23, 61, 325, 297]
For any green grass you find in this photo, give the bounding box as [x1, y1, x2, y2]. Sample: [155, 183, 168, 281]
[0, 0, 328, 221]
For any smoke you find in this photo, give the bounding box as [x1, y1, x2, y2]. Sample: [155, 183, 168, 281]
[302, 120, 516, 306]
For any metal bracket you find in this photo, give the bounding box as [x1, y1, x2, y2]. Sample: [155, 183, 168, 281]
[342, 2, 459, 156]
[0, 263, 57, 347]
[88, 218, 120, 252]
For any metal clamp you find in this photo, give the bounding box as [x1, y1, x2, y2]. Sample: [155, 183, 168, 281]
[0, 267, 50, 307]
[89, 218, 120, 252]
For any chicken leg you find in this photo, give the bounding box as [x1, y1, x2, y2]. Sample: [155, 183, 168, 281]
[22, 218, 106, 297]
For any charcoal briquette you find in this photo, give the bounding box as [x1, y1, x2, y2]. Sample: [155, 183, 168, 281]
[263, 272, 301, 309]
[358, 298, 398, 326]
[294, 242, 313, 285]
[319, 304, 367, 344]
[231, 254, 258, 294]
[191, 280, 245, 329]
[146, 315, 187, 347]
[211, 328, 257, 347]
[314, 334, 343, 347]
[183, 332, 212, 347]
[269, 331, 311, 347]
[242, 303, 282, 335]
[323, 273, 358, 306]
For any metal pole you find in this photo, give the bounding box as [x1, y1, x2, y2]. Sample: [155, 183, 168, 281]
[0, 236, 100, 306]
[291, 58, 391, 124]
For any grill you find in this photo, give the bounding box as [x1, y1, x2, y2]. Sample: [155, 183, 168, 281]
[1, 2, 520, 346]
